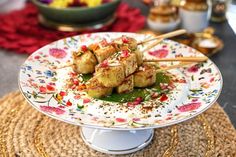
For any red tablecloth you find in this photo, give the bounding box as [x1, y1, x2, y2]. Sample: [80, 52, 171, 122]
[0, 3, 146, 54]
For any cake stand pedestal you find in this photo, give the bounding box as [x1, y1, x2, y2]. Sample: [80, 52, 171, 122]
[80, 127, 154, 154]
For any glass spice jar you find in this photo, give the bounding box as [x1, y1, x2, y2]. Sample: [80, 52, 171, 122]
[210, 0, 228, 22]
[179, 0, 209, 32]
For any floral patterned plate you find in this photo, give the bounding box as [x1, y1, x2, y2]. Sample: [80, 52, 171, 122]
[19, 32, 222, 130]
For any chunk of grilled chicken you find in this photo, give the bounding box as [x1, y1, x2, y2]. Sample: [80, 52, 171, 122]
[133, 49, 143, 66]
[112, 36, 138, 51]
[95, 62, 125, 87]
[134, 64, 156, 88]
[86, 77, 113, 98]
[120, 52, 138, 77]
[116, 75, 134, 94]
[90, 43, 116, 63]
[72, 50, 97, 74]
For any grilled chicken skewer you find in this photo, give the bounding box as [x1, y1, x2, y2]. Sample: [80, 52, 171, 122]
[56, 30, 187, 71]
[69, 38, 159, 74]
[57, 30, 210, 99]
[86, 53, 208, 98]
[86, 40, 166, 97]
[84, 39, 163, 97]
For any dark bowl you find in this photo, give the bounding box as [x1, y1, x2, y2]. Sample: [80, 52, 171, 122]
[32, 0, 121, 23]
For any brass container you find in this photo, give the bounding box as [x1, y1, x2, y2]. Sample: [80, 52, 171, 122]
[147, 5, 180, 32]
[179, 0, 209, 32]
[182, 0, 208, 11]
[192, 28, 224, 56]
[149, 5, 179, 23]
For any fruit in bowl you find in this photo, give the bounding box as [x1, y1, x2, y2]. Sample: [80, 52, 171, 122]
[39, 0, 112, 8]
[32, 0, 121, 23]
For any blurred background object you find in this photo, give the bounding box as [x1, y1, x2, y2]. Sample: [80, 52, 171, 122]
[0, 0, 26, 13]
[168, 27, 224, 56]
[170, 0, 181, 6]
[0, 1, 146, 54]
[192, 27, 224, 56]
[32, 0, 120, 25]
[179, 0, 209, 32]
[31, 0, 121, 31]
[226, 1, 236, 33]
[147, 0, 212, 33]
[147, 2, 180, 32]
[210, 0, 229, 22]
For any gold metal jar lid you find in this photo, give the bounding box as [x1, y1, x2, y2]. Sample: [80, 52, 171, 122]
[150, 5, 177, 16]
[149, 5, 179, 23]
[182, 0, 208, 11]
[185, 0, 207, 2]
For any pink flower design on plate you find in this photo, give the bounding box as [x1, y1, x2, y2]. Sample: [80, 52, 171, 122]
[187, 65, 199, 73]
[39, 86, 47, 93]
[148, 49, 168, 58]
[49, 48, 67, 59]
[40, 106, 65, 115]
[83, 98, 91, 104]
[132, 118, 140, 121]
[116, 118, 127, 123]
[177, 102, 201, 112]
[34, 55, 40, 60]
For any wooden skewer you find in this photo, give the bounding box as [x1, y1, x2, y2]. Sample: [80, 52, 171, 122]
[144, 56, 208, 63]
[51, 63, 74, 70]
[141, 38, 163, 53]
[56, 55, 207, 70]
[156, 62, 194, 72]
[138, 29, 187, 45]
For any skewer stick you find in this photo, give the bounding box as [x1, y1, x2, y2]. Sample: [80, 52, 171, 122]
[156, 62, 194, 72]
[141, 38, 163, 52]
[52, 63, 74, 69]
[144, 56, 208, 63]
[138, 29, 187, 45]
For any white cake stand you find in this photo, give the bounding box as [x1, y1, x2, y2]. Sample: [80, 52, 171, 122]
[18, 32, 223, 155]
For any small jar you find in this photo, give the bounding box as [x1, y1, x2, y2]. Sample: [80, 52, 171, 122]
[179, 0, 209, 32]
[147, 5, 180, 32]
[192, 28, 223, 55]
[210, 0, 228, 22]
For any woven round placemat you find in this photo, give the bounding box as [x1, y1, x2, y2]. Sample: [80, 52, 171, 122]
[0, 91, 235, 157]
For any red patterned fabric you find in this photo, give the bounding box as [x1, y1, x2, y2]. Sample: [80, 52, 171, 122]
[0, 3, 146, 54]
